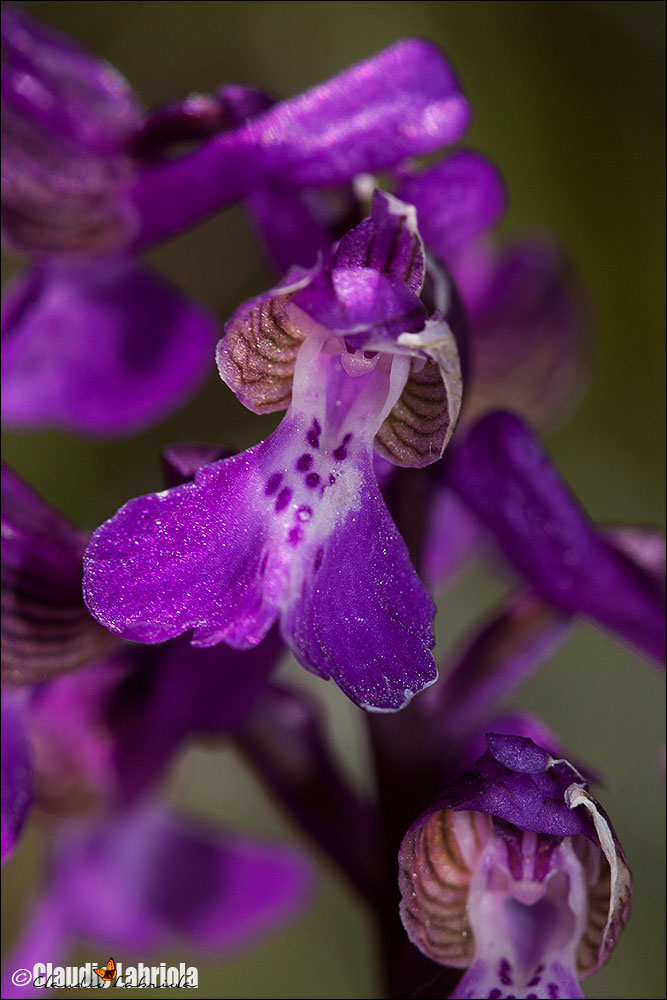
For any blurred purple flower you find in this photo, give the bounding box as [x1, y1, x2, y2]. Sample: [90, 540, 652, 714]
[445, 412, 666, 666]
[1, 7, 471, 436]
[1, 802, 312, 999]
[83, 192, 464, 711]
[1, 688, 32, 864]
[399, 734, 632, 999]
[1, 462, 119, 684]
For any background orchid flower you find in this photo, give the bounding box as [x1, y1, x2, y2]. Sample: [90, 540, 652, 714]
[83, 192, 463, 711]
[399, 734, 632, 1000]
[1, 802, 312, 1000]
[1, 6, 471, 437]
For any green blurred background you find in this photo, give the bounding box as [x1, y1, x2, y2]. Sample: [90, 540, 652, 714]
[2, 2, 665, 997]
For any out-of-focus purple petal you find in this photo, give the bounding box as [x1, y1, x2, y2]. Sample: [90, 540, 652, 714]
[1, 464, 118, 683]
[1, 689, 32, 864]
[1, 257, 218, 436]
[237, 683, 381, 901]
[247, 182, 361, 274]
[27, 655, 129, 815]
[1, 894, 67, 999]
[396, 151, 507, 263]
[421, 485, 485, 591]
[112, 631, 283, 803]
[130, 39, 471, 248]
[605, 525, 666, 593]
[454, 237, 589, 428]
[1, 6, 141, 255]
[1, 7, 141, 152]
[282, 452, 436, 711]
[57, 804, 312, 954]
[447, 412, 666, 666]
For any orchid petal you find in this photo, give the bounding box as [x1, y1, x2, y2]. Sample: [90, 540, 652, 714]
[447, 413, 666, 665]
[1, 464, 117, 683]
[1, 690, 32, 864]
[1, 257, 217, 436]
[282, 449, 436, 711]
[453, 237, 588, 428]
[397, 151, 507, 263]
[1, 6, 140, 254]
[57, 804, 312, 954]
[130, 39, 471, 248]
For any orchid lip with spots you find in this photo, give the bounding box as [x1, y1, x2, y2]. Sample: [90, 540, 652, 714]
[83, 192, 462, 711]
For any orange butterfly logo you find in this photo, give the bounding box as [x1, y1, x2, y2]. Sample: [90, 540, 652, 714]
[93, 957, 117, 982]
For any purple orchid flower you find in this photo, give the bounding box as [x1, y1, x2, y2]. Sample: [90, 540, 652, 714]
[398, 733, 632, 1000]
[1, 6, 471, 436]
[83, 191, 463, 711]
[1, 801, 312, 1000]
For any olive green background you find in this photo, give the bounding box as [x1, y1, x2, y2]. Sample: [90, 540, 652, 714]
[2, 2, 665, 998]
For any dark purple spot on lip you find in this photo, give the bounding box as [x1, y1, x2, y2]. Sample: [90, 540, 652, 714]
[312, 418, 321, 435]
[363, 350, 378, 359]
[296, 453, 313, 471]
[305, 472, 320, 489]
[527, 995, 539, 999]
[306, 430, 320, 449]
[259, 553, 268, 576]
[314, 547, 324, 572]
[527, 974, 542, 988]
[288, 527, 302, 546]
[265, 472, 282, 495]
[547, 985, 559, 999]
[499, 959, 512, 986]
[487, 991, 501, 999]
[328, 473, 336, 485]
[275, 487, 292, 512]
[333, 432, 353, 461]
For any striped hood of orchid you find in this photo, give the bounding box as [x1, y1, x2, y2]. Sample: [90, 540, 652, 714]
[83, 192, 462, 711]
[399, 735, 633, 1000]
